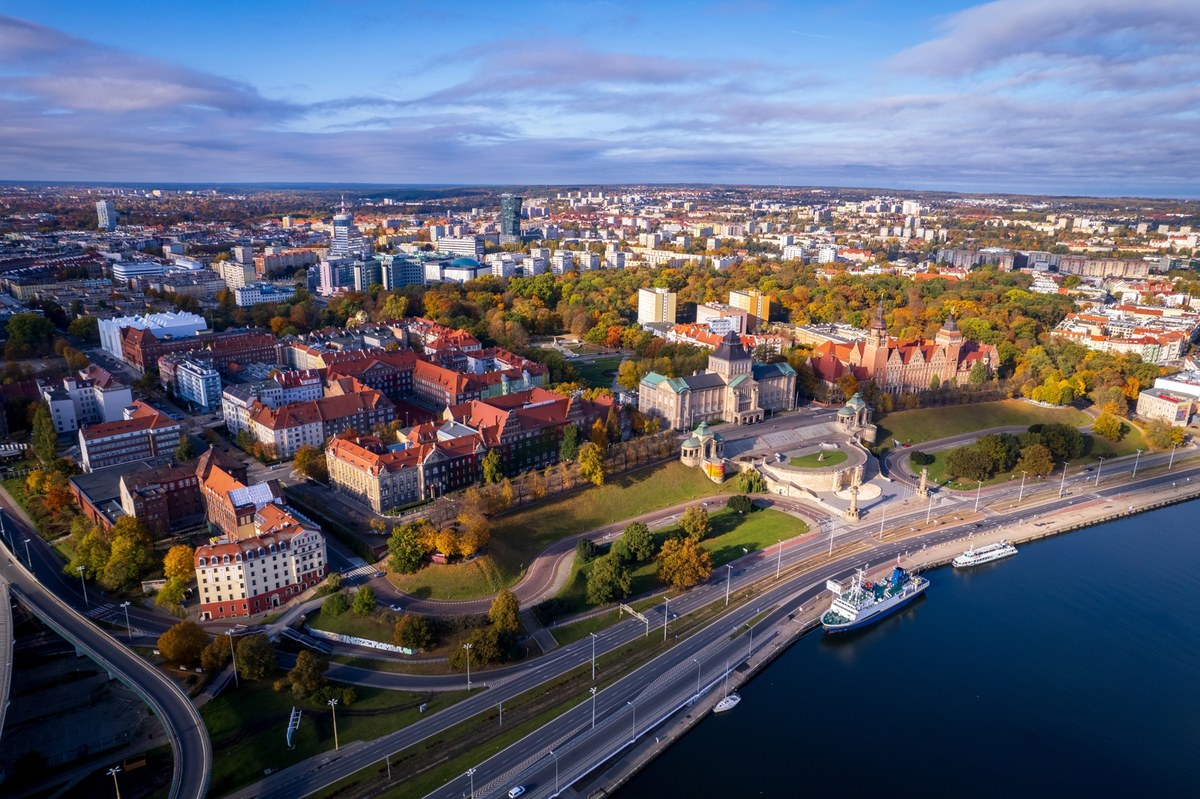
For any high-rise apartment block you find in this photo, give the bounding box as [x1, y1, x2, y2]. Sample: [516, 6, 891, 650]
[499, 194, 523, 237]
[638, 287, 677, 325]
[96, 200, 117, 231]
[728, 289, 772, 332]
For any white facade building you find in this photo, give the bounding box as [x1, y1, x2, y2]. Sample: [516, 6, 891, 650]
[638, 287, 677, 325]
[98, 311, 208, 360]
[176, 356, 222, 412]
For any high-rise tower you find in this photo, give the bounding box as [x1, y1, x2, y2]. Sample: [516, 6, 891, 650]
[499, 194, 522, 238]
[96, 200, 117, 231]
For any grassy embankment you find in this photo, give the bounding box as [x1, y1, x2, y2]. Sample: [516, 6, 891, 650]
[389, 460, 727, 601]
[788, 450, 848, 468]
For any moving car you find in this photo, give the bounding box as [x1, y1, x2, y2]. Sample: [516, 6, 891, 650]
[508, 788, 526, 798]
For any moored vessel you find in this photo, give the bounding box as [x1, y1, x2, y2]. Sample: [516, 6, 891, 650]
[821, 566, 928, 633]
[952, 540, 1018, 568]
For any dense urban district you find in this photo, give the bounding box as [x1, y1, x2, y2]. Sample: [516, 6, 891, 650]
[1, 182, 1200, 799]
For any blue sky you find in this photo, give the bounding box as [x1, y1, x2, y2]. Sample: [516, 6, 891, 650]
[1, 0, 1198, 196]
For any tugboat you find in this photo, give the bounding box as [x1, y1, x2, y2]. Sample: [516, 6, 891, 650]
[821, 566, 928, 633]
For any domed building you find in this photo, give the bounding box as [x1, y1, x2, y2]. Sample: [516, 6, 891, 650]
[680, 421, 726, 483]
[835, 392, 877, 444]
[442, 256, 489, 283]
[639, 330, 797, 430]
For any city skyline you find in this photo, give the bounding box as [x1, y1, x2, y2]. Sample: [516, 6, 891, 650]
[2, 0, 1198, 197]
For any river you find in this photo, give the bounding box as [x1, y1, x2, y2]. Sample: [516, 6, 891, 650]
[621, 501, 1200, 797]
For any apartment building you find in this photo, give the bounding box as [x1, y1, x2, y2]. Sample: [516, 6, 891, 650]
[40, 365, 133, 433]
[78, 401, 182, 472]
[246, 383, 395, 458]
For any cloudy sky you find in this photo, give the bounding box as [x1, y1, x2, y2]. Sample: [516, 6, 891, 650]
[1, 0, 1197, 196]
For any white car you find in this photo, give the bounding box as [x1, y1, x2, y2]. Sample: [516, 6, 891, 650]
[507, 788, 526, 798]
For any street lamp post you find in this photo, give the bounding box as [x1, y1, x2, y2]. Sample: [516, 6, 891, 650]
[23, 537, 32, 568]
[466, 768, 475, 799]
[775, 539, 782, 579]
[590, 686, 597, 729]
[1096, 456, 1107, 486]
[227, 630, 239, 688]
[549, 748, 559, 796]
[1017, 470, 1028, 506]
[662, 596, 669, 643]
[692, 657, 701, 696]
[878, 505, 886, 541]
[975, 480, 983, 512]
[1132, 449, 1143, 479]
[463, 643, 473, 691]
[926, 493, 934, 524]
[725, 564, 732, 606]
[120, 601, 131, 640]
[828, 520, 835, 556]
[328, 698, 339, 750]
[76, 565, 88, 608]
[1059, 462, 1068, 498]
[627, 701, 636, 742]
[1169, 442, 1178, 470]
[590, 632, 597, 681]
[107, 766, 122, 799]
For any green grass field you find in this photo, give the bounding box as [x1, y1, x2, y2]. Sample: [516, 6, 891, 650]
[789, 450, 848, 468]
[876, 400, 1091, 451]
[201, 678, 470, 797]
[391, 460, 727, 600]
[306, 602, 400, 642]
[572, 355, 624, 388]
[554, 507, 809, 618]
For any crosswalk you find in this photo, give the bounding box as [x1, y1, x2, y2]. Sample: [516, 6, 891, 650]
[85, 602, 118, 619]
[340, 558, 378, 580]
[82, 602, 147, 636]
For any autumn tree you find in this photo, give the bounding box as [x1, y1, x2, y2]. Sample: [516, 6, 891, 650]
[200, 634, 232, 671]
[175, 436, 195, 462]
[101, 517, 153, 591]
[680, 506, 710, 541]
[457, 511, 490, 557]
[1092, 412, 1123, 441]
[164, 545, 195, 581]
[586, 554, 632, 605]
[590, 418, 608, 449]
[285, 650, 328, 698]
[293, 444, 328, 482]
[1015, 443, 1055, 477]
[393, 614, 434, 651]
[1143, 419, 1186, 450]
[656, 536, 714, 591]
[157, 621, 209, 666]
[578, 442, 605, 486]
[481, 449, 503, 484]
[528, 469, 548, 500]
[489, 589, 521, 633]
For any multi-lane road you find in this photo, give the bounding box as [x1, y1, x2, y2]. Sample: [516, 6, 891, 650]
[0, 508, 211, 799]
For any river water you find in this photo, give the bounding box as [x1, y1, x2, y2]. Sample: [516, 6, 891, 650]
[622, 501, 1200, 797]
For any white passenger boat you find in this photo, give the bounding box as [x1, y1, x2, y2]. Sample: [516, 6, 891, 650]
[952, 540, 1018, 568]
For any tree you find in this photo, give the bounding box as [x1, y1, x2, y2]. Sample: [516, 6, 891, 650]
[163, 545, 195, 581]
[457, 511, 490, 557]
[1092, 412, 1123, 441]
[200, 635, 232, 671]
[293, 445, 328, 482]
[481, 449, 503, 484]
[656, 536, 713, 591]
[726, 494, 753, 514]
[909, 450, 934, 467]
[620, 521, 655, 561]
[1143, 418, 1186, 450]
[968, 361, 989, 385]
[236, 634, 276, 680]
[352, 585, 376, 616]
[324, 591, 349, 616]
[578, 442, 605, 486]
[735, 470, 766, 493]
[1015, 443, 1055, 477]
[575, 537, 597, 563]
[448, 625, 505, 668]
[944, 446, 994, 482]
[155, 579, 188, 615]
[175, 436, 195, 462]
[287, 650, 328, 698]
[976, 433, 1019, 473]
[680, 506, 710, 541]
[605, 405, 623, 443]
[32, 404, 57, 464]
[387, 523, 425, 574]
[101, 523, 153, 591]
[68, 529, 110, 580]
[590, 418, 608, 449]
[489, 589, 521, 633]
[157, 621, 208, 666]
[1037, 423, 1084, 462]
[393, 614, 434, 651]
[616, 359, 646, 391]
[529, 469, 548, 500]
[376, 293, 408, 322]
[559, 424, 579, 461]
[586, 554, 632, 605]
[67, 314, 100, 343]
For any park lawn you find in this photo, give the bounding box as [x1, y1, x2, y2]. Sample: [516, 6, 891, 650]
[876, 400, 1091, 450]
[555, 507, 808, 618]
[307, 603, 400, 642]
[201, 677, 471, 797]
[552, 609, 620, 646]
[392, 460, 726, 600]
[573, 355, 624, 388]
[1087, 420, 1147, 458]
[789, 450, 848, 468]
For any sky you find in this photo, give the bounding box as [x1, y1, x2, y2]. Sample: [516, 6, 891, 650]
[1, 0, 1198, 197]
